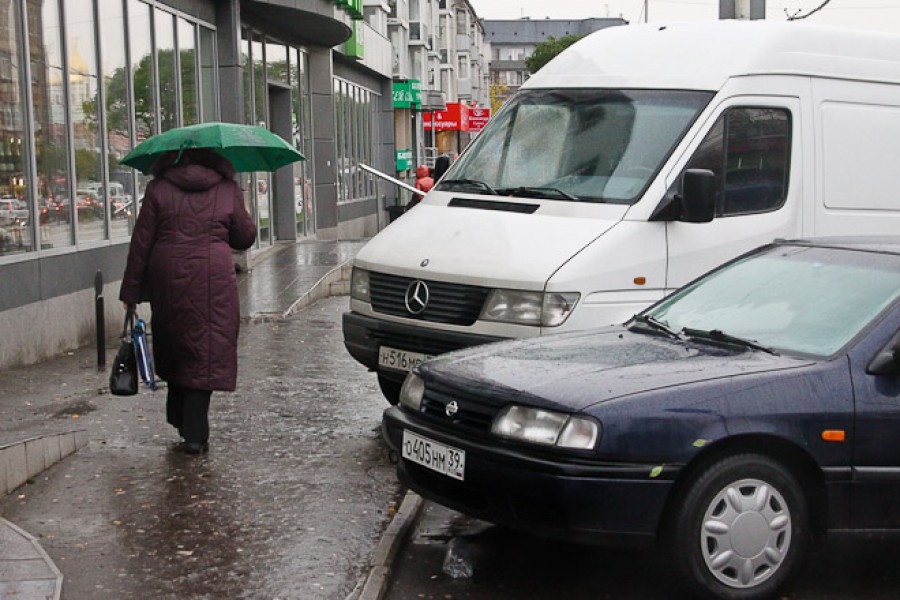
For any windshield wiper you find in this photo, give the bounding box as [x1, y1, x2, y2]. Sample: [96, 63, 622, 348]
[496, 186, 581, 201]
[682, 327, 779, 355]
[628, 314, 681, 339]
[439, 179, 498, 195]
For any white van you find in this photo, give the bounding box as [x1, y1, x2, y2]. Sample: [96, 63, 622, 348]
[344, 20, 900, 403]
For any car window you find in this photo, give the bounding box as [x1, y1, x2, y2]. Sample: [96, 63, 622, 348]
[671, 107, 791, 216]
[646, 245, 900, 357]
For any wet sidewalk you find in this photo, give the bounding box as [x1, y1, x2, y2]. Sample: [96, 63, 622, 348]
[0, 238, 392, 600]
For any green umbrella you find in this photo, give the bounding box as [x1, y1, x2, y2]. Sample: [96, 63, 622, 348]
[120, 122, 305, 174]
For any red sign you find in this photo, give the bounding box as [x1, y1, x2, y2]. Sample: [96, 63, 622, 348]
[425, 103, 491, 132]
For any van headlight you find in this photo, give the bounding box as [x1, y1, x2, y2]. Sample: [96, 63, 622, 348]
[399, 373, 425, 411]
[350, 267, 370, 302]
[480, 290, 579, 327]
[492, 405, 599, 449]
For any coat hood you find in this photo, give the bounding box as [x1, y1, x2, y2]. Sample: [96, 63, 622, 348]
[162, 163, 225, 192]
[416, 165, 430, 178]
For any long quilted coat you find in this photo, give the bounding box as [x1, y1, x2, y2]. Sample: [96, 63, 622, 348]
[119, 162, 256, 391]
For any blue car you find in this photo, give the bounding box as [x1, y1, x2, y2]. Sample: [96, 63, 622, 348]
[382, 237, 900, 600]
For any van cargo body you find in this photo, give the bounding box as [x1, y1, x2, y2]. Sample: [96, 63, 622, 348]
[343, 20, 900, 403]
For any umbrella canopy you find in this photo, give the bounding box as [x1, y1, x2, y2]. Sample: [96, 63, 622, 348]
[120, 122, 305, 174]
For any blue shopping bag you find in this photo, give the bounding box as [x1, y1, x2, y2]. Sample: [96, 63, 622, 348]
[132, 316, 157, 391]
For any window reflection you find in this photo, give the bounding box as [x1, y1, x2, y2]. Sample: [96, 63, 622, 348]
[34, 0, 74, 250]
[155, 10, 177, 132]
[198, 27, 217, 121]
[178, 18, 197, 126]
[66, 0, 106, 242]
[129, 0, 153, 208]
[0, 0, 32, 255]
[99, 0, 134, 237]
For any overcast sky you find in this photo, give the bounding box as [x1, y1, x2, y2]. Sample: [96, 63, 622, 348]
[469, 1, 900, 34]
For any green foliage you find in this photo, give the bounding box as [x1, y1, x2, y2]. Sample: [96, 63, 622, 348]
[524, 34, 584, 74]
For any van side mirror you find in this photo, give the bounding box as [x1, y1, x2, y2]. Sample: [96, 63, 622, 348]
[868, 333, 900, 376]
[680, 169, 716, 223]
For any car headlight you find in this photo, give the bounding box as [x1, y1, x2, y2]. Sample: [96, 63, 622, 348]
[399, 373, 425, 411]
[350, 267, 370, 302]
[480, 290, 579, 327]
[492, 405, 600, 450]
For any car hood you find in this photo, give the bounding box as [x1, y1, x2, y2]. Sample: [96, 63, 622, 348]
[354, 192, 626, 289]
[420, 327, 815, 412]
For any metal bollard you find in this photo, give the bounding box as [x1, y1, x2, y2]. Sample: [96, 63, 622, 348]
[95, 270, 105, 370]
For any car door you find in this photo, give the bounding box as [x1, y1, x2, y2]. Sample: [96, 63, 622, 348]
[849, 311, 900, 529]
[664, 98, 803, 292]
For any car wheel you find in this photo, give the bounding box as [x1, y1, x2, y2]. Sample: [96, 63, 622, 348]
[377, 373, 402, 405]
[668, 453, 808, 600]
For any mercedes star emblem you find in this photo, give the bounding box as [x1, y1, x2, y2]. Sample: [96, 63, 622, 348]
[445, 401, 459, 418]
[404, 280, 430, 315]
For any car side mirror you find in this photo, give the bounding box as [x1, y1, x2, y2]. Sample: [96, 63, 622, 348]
[680, 169, 716, 223]
[867, 333, 900, 376]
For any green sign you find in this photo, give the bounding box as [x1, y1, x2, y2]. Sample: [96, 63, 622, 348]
[392, 80, 421, 109]
[396, 149, 413, 172]
[343, 19, 365, 59]
[332, 0, 363, 19]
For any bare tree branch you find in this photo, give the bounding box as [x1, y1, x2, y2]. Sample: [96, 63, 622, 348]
[786, 0, 834, 21]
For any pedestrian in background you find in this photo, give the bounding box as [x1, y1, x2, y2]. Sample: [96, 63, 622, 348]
[432, 154, 451, 183]
[408, 164, 434, 210]
[119, 148, 256, 455]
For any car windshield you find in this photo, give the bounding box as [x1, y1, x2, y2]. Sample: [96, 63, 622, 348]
[439, 89, 712, 204]
[645, 244, 900, 357]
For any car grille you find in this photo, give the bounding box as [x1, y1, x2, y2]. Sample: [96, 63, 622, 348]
[369, 272, 490, 326]
[419, 380, 503, 433]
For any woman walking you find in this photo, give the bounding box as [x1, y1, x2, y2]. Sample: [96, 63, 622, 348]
[119, 148, 256, 455]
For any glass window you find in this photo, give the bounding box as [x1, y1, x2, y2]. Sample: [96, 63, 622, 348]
[292, 48, 313, 237]
[98, 0, 133, 238]
[443, 89, 712, 204]
[66, 0, 106, 242]
[679, 107, 791, 217]
[155, 10, 177, 132]
[178, 18, 197, 126]
[241, 29, 252, 126]
[129, 0, 153, 213]
[0, 0, 32, 255]
[266, 41, 289, 86]
[198, 26, 217, 121]
[251, 33, 268, 246]
[647, 245, 900, 357]
[35, 0, 74, 251]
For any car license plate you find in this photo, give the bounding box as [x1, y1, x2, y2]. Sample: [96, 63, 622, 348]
[378, 345, 433, 372]
[402, 430, 465, 481]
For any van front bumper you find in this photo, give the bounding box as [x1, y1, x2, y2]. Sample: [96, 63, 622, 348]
[342, 311, 505, 383]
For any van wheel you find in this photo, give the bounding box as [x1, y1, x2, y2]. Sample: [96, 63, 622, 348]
[667, 453, 808, 600]
[377, 374, 402, 405]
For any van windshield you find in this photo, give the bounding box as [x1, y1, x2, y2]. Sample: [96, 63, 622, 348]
[440, 89, 712, 204]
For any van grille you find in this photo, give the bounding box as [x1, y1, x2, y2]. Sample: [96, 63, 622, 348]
[369, 272, 490, 326]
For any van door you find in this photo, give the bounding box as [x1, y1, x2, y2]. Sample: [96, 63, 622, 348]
[663, 98, 802, 292]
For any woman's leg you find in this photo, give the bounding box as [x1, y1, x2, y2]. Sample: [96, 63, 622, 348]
[166, 384, 185, 435]
[180, 388, 212, 448]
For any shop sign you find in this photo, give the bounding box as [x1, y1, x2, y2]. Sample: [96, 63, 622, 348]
[343, 19, 365, 59]
[333, 0, 363, 19]
[396, 149, 413, 171]
[468, 107, 491, 132]
[392, 80, 422, 109]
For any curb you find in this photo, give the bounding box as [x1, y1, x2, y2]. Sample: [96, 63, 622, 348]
[347, 490, 424, 600]
[282, 260, 354, 318]
[0, 518, 63, 600]
[1, 430, 90, 499]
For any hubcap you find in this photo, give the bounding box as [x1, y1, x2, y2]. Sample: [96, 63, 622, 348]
[700, 478, 791, 589]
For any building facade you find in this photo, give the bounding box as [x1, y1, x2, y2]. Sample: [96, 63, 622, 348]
[375, 0, 489, 198]
[483, 17, 626, 108]
[0, 0, 394, 369]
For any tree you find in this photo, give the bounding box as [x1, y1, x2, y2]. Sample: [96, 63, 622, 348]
[525, 35, 584, 75]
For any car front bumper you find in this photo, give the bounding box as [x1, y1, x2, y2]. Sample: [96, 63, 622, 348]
[382, 406, 678, 548]
[342, 311, 505, 384]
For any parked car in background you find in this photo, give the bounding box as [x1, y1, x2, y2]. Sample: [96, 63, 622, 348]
[0, 197, 28, 225]
[383, 237, 900, 600]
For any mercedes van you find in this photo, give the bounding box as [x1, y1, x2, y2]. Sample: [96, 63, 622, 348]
[344, 20, 900, 403]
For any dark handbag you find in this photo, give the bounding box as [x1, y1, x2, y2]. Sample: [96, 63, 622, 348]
[109, 310, 138, 396]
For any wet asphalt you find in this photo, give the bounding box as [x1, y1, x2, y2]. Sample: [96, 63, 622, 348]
[0, 295, 402, 599]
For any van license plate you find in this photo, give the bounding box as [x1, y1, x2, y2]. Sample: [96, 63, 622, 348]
[402, 430, 465, 481]
[378, 346, 433, 372]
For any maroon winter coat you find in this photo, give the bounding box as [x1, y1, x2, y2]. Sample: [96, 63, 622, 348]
[119, 163, 256, 391]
